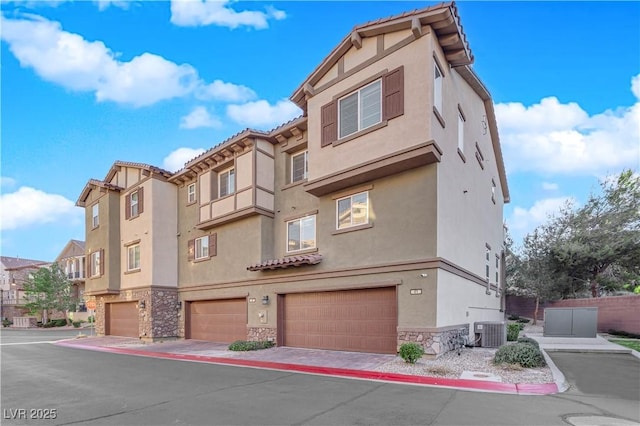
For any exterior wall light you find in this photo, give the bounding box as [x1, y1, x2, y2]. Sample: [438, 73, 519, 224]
[138, 300, 145, 309]
[176, 301, 182, 310]
[262, 295, 270, 305]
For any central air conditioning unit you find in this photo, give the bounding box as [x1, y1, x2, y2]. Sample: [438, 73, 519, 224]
[474, 321, 506, 348]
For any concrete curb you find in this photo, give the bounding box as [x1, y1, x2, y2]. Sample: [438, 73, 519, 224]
[541, 348, 570, 393]
[54, 340, 559, 395]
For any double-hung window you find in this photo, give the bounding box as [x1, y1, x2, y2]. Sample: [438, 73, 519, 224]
[195, 236, 209, 260]
[337, 192, 369, 229]
[187, 183, 196, 204]
[127, 244, 140, 271]
[130, 191, 139, 217]
[90, 251, 101, 277]
[291, 150, 308, 183]
[339, 80, 382, 138]
[92, 203, 99, 228]
[219, 168, 235, 198]
[457, 110, 465, 153]
[287, 215, 316, 253]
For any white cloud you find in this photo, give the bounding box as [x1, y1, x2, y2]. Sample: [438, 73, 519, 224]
[0, 187, 82, 231]
[507, 197, 574, 239]
[541, 182, 559, 191]
[163, 147, 206, 172]
[0, 14, 200, 107]
[94, 1, 131, 11]
[170, 0, 286, 29]
[196, 79, 257, 103]
[227, 99, 301, 128]
[180, 106, 221, 129]
[496, 74, 640, 176]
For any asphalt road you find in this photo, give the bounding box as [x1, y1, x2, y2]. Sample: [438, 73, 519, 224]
[1, 329, 639, 426]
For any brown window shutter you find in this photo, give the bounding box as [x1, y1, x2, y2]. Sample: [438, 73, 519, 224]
[383, 66, 404, 121]
[188, 239, 195, 261]
[86, 254, 91, 277]
[125, 193, 131, 220]
[209, 233, 217, 257]
[138, 187, 144, 215]
[321, 100, 337, 147]
[99, 249, 105, 276]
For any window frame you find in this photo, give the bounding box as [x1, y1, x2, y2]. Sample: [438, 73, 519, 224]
[291, 150, 308, 183]
[187, 183, 196, 204]
[218, 167, 235, 198]
[434, 61, 443, 113]
[91, 203, 99, 228]
[457, 109, 465, 153]
[130, 191, 139, 218]
[195, 235, 209, 260]
[127, 244, 140, 271]
[336, 191, 370, 230]
[338, 79, 382, 139]
[90, 251, 101, 278]
[286, 215, 317, 253]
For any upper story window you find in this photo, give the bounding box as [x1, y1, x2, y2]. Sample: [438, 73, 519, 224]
[127, 244, 140, 271]
[457, 109, 465, 154]
[337, 191, 369, 229]
[291, 150, 308, 183]
[339, 80, 382, 139]
[287, 215, 316, 253]
[125, 187, 143, 220]
[491, 179, 497, 204]
[195, 235, 209, 260]
[219, 168, 235, 198]
[92, 203, 99, 228]
[89, 250, 102, 278]
[434, 61, 443, 113]
[187, 183, 196, 204]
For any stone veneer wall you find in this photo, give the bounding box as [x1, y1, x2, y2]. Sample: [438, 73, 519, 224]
[247, 326, 277, 342]
[398, 325, 470, 358]
[92, 287, 178, 341]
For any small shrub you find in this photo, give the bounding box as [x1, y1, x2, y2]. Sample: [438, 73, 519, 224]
[493, 343, 546, 368]
[516, 318, 530, 324]
[608, 329, 640, 339]
[507, 323, 521, 341]
[517, 337, 540, 349]
[425, 365, 453, 376]
[399, 342, 424, 364]
[72, 321, 82, 328]
[88, 316, 94, 323]
[228, 340, 274, 351]
[43, 321, 54, 328]
[53, 319, 67, 327]
[507, 314, 520, 321]
[2, 319, 12, 327]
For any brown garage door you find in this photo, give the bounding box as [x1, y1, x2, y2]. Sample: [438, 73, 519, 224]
[187, 299, 247, 343]
[282, 287, 397, 354]
[106, 302, 139, 338]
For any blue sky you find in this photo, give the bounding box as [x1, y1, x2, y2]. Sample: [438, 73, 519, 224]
[1, 1, 639, 261]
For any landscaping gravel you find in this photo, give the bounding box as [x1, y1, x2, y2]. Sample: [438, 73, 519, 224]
[374, 323, 555, 384]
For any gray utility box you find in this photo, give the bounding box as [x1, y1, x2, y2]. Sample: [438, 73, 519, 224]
[543, 307, 598, 337]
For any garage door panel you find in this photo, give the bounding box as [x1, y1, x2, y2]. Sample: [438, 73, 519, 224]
[283, 287, 397, 354]
[188, 299, 246, 343]
[107, 302, 139, 338]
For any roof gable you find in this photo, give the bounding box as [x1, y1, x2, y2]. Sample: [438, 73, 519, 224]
[55, 239, 86, 262]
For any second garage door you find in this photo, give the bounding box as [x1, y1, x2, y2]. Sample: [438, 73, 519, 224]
[106, 302, 139, 338]
[282, 287, 397, 354]
[187, 299, 247, 343]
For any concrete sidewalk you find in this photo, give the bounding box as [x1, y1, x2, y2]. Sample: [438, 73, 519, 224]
[531, 333, 635, 353]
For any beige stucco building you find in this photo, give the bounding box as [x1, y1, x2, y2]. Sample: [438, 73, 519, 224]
[76, 3, 509, 357]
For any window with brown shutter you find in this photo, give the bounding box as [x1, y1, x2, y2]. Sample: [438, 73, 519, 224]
[137, 187, 144, 215]
[99, 249, 105, 276]
[125, 193, 131, 220]
[383, 66, 404, 120]
[321, 101, 337, 147]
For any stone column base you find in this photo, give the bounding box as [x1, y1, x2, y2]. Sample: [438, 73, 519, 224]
[398, 325, 470, 358]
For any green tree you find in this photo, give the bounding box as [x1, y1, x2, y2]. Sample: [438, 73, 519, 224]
[23, 264, 76, 324]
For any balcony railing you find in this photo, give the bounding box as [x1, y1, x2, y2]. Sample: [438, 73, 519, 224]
[66, 272, 83, 280]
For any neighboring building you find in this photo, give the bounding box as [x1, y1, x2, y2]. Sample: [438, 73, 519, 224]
[0, 256, 48, 321]
[76, 3, 509, 356]
[55, 239, 88, 315]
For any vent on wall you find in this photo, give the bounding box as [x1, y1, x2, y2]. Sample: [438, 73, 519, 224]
[474, 321, 506, 348]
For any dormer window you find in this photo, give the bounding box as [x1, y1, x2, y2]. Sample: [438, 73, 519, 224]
[339, 80, 382, 139]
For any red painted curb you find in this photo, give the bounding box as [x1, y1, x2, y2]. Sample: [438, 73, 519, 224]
[54, 341, 558, 395]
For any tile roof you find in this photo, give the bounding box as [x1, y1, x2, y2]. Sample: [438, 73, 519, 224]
[247, 253, 323, 271]
[1, 256, 48, 270]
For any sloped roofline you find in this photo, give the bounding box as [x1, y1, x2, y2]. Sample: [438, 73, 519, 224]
[76, 178, 123, 207]
[54, 239, 86, 262]
[290, 2, 471, 108]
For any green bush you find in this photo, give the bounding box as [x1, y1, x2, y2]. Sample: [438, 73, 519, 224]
[399, 342, 425, 364]
[43, 321, 54, 328]
[516, 318, 530, 324]
[2, 319, 12, 327]
[494, 343, 546, 368]
[517, 337, 540, 349]
[608, 329, 640, 339]
[51, 319, 67, 327]
[507, 323, 521, 341]
[228, 340, 275, 351]
[72, 321, 82, 328]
